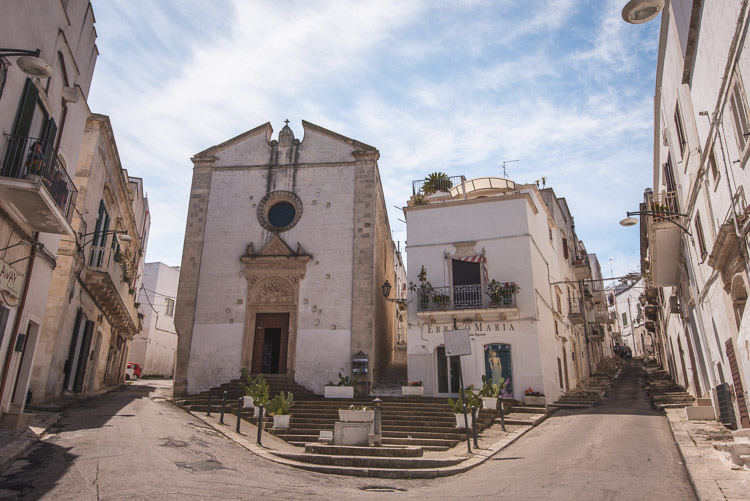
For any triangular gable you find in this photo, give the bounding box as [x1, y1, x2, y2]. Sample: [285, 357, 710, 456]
[193, 122, 272, 159]
[258, 234, 295, 257]
[301, 120, 376, 152]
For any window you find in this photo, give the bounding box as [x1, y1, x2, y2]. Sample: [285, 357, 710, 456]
[562, 238, 569, 259]
[695, 213, 707, 260]
[548, 226, 554, 242]
[257, 190, 303, 233]
[165, 298, 175, 317]
[674, 102, 688, 156]
[708, 148, 720, 185]
[622, 312, 628, 327]
[729, 75, 750, 152]
[554, 320, 559, 335]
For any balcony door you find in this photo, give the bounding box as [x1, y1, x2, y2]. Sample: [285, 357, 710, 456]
[436, 346, 461, 395]
[452, 259, 481, 308]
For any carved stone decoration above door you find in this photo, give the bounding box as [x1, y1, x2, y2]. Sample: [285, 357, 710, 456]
[240, 234, 311, 375]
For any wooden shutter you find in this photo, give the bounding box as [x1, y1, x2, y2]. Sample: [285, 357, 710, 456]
[725, 339, 750, 428]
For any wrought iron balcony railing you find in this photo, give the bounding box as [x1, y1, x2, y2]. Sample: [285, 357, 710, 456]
[415, 283, 518, 312]
[1, 133, 77, 222]
[412, 175, 465, 196]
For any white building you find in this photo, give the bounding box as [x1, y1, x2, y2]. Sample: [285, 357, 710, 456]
[606, 275, 647, 356]
[0, 1, 97, 427]
[174, 121, 398, 396]
[404, 176, 609, 402]
[630, 0, 750, 428]
[132, 262, 180, 377]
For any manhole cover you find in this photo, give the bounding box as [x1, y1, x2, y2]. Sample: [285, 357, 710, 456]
[361, 486, 407, 493]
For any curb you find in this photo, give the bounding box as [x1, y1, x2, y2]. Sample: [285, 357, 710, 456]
[664, 409, 725, 501]
[0, 412, 61, 476]
[188, 408, 543, 479]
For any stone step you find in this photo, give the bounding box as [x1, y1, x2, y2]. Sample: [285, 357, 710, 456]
[509, 406, 547, 414]
[303, 444, 423, 457]
[272, 452, 462, 469]
[501, 413, 545, 426]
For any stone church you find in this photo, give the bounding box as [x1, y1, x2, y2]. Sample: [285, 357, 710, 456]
[174, 121, 398, 396]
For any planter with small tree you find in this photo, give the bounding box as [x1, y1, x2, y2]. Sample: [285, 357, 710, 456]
[324, 373, 358, 398]
[267, 391, 294, 429]
[479, 375, 504, 410]
[523, 387, 546, 406]
[401, 380, 424, 396]
[448, 385, 480, 428]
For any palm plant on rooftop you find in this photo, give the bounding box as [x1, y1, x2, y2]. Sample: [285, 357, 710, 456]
[422, 171, 452, 195]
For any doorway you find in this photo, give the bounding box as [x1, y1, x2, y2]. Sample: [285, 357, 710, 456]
[252, 313, 289, 374]
[436, 345, 461, 395]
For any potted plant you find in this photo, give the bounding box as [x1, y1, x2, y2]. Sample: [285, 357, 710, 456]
[338, 404, 374, 422]
[240, 370, 270, 416]
[267, 391, 294, 429]
[448, 385, 480, 428]
[324, 372, 358, 398]
[401, 380, 424, 396]
[408, 265, 433, 310]
[433, 293, 450, 309]
[523, 387, 546, 406]
[478, 375, 504, 410]
[487, 280, 520, 306]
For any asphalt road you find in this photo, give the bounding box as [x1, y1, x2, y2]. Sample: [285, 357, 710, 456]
[0, 360, 695, 500]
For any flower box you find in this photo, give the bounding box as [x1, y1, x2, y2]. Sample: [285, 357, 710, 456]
[325, 386, 354, 399]
[481, 396, 498, 410]
[523, 395, 546, 406]
[338, 409, 374, 422]
[455, 413, 474, 428]
[401, 386, 424, 396]
[273, 414, 291, 429]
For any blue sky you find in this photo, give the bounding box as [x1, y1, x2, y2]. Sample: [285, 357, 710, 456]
[88, 0, 660, 278]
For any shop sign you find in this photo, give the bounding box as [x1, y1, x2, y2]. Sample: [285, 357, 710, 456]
[0, 258, 23, 298]
[426, 322, 516, 337]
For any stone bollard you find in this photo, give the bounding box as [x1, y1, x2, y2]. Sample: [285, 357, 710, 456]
[220, 391, 227, 424]
[372, 398, 382, 446]
[206, 392, 212, 417]
[236, 397, 243, 433]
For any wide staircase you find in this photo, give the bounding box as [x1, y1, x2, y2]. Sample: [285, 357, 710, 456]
[172, 373, 497, 451]
[644, 363, 695, 410]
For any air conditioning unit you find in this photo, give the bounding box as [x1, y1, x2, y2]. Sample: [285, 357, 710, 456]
[669, 295, 680, 314]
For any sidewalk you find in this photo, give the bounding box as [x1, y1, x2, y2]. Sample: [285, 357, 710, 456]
[0, 411, 60, 475]
[665, 408, 750, 500]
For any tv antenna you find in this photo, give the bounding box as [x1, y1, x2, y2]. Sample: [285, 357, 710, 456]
[501, 159, 519, 178]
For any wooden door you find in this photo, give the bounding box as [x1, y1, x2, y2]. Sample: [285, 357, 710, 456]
[726, 339, 750, 428]
[252, 313, 289, 374]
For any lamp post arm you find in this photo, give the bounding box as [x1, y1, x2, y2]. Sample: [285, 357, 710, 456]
[626, 210, 692, 236]
[0, 48, 41, 58]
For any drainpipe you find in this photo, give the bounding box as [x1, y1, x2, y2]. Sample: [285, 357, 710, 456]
[0, 234, 38, 410]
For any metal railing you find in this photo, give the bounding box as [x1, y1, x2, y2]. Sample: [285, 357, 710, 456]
[571, 254, 590, 268]
[646, 189, 681, 223]
[87, 245, 131, 300]
[412, 175, 465, 196]
[415, 283, 518, 312]
[568, 298, 583, 316]
[1, 133, 77, 222]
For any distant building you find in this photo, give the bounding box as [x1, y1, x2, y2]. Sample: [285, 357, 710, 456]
[606, 275, 647, 357]
[174, 121, 398, 396]
[131, 262, 179, 377]
[28, 114, 150, 403]
[0, 1, 97, 427]
[404, 176, 613, 402]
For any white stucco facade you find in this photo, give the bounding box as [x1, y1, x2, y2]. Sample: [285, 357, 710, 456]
[405, 178, 610, 403]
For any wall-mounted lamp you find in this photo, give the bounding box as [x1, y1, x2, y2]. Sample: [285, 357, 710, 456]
[381, 280, 407, 306]
[77, 230, 133, 249]
[619, 210, 692, 235]
[621, 0, 665, 24]
[0, 48, 53, 78]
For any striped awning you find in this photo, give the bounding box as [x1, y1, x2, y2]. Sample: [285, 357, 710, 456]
[453, 251, 489, 284]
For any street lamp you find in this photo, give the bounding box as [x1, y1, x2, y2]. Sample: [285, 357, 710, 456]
[619, 210, 692, 236]
[621, 0, 665, 24]
[78, 230, 133, 248]
[0, 48, 53, 78]
[381, 280, 406, 306]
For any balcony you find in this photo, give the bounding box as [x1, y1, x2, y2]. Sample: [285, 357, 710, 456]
[647, 190, 684, 286]
[415, 283, 518, 312]
[571, 255, 591, 280]
[411, 175, 465, 197]
[568, 298, 584, 324]
[0, 134, 77, 235]
[82, 245, 137, 337]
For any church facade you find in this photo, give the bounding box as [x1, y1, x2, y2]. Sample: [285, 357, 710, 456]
[174, 121, 397, 396]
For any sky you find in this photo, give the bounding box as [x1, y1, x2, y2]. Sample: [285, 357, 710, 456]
[87, 0, 661, 280]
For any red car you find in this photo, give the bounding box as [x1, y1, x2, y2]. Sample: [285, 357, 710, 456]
[127, 362, 142, 380]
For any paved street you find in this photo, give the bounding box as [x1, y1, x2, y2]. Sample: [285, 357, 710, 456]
[0, 360, 696, 500]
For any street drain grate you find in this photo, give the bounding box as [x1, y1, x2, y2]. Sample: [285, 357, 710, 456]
[361, 486, 407, 493]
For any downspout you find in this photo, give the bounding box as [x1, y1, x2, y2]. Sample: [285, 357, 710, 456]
[0, 234, 38, 409]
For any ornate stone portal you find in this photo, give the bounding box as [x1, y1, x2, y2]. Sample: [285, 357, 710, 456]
[240, 234, 310, 374]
